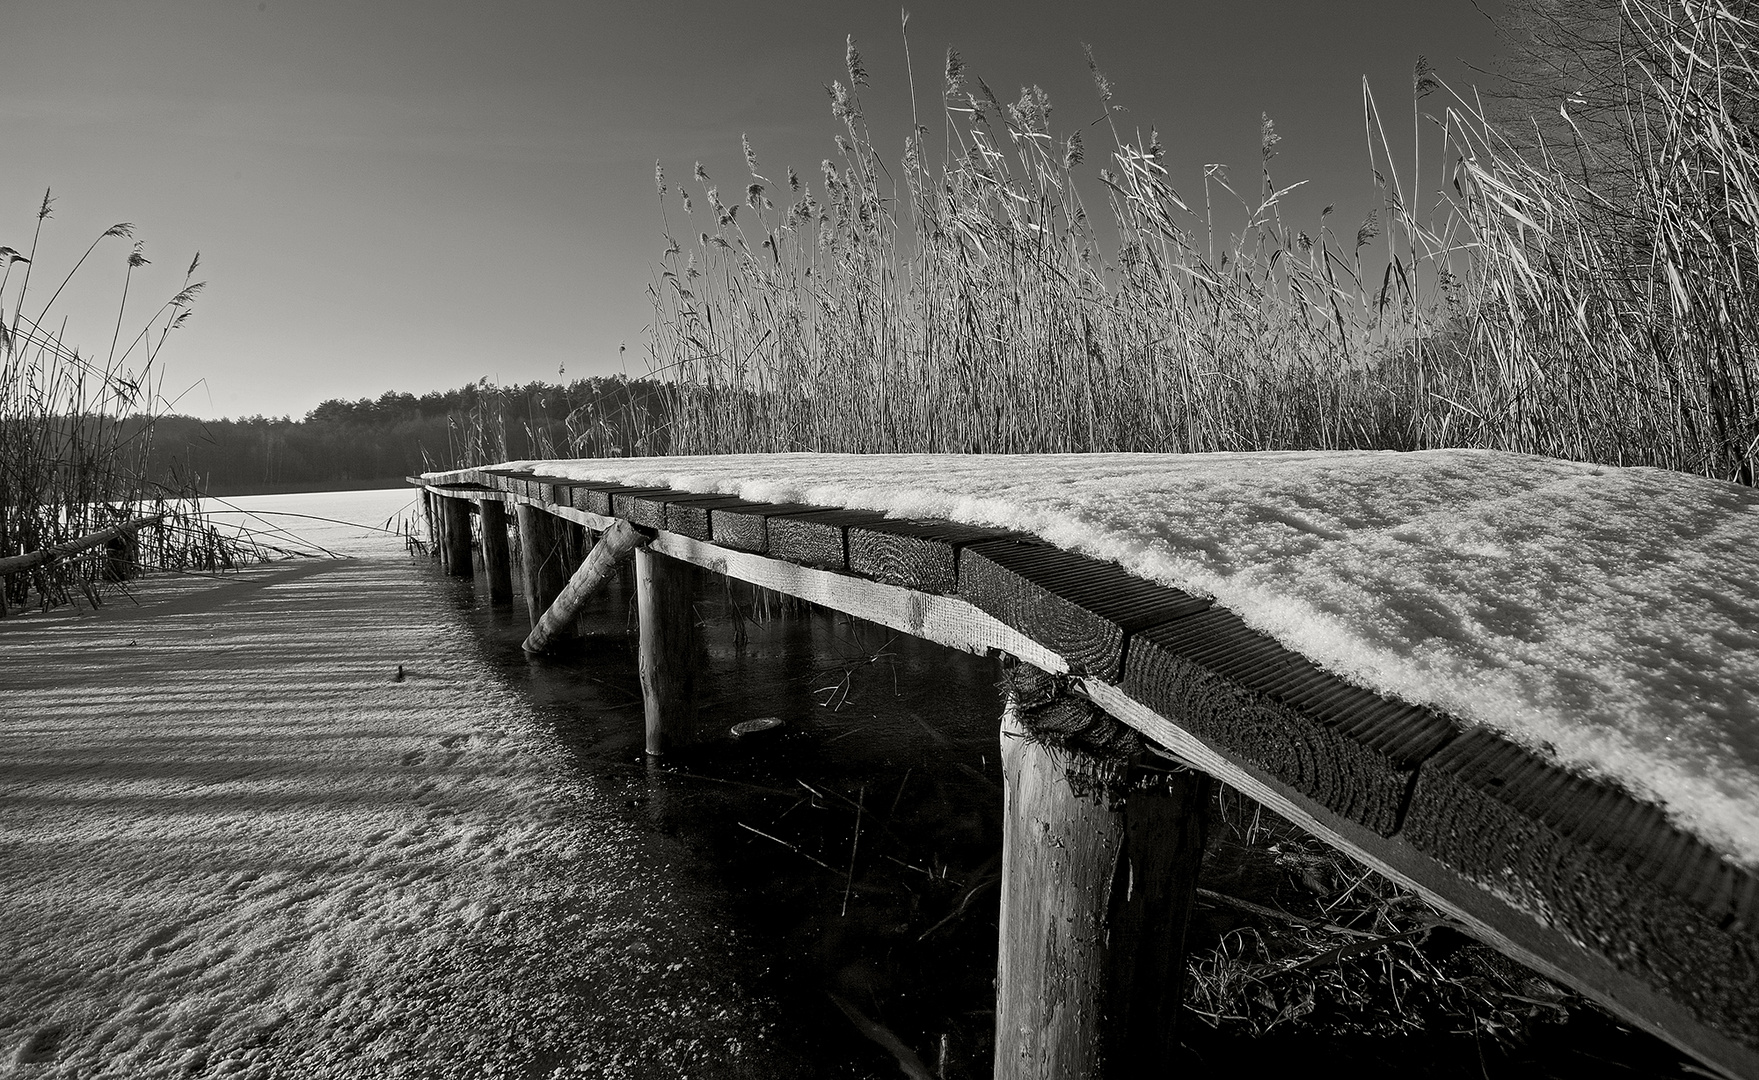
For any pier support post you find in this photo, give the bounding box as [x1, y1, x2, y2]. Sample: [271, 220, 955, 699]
[994, 685, 1213, 1079]
[514, 503, 569, 628]
[440, 496, 472, 576]
[479, 499, 513, 604]
[635, 547, 701, 756]
[422, 491, 437, 559]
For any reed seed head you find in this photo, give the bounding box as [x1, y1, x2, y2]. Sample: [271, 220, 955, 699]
[1356, 210, 1379, 250]
[846, 35, 867, 87]
[1414, 55, 1440, 98]
[1083, 44, 1112, 104]
[944, 47, 966, 101]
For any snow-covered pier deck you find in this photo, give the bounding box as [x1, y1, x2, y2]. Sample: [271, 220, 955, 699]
[417, 450, 1759, 1079]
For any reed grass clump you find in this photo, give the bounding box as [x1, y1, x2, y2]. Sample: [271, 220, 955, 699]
[1, 191, 256, 614]
[648, 0, 1757, 485]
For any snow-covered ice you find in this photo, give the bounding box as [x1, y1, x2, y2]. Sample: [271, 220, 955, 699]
[0, 496, 790, 1078]
[484, 450, 1759, 870]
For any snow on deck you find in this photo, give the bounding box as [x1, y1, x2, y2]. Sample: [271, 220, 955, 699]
[493, 450, 1759, 870]
[0, 554, 781, 1077]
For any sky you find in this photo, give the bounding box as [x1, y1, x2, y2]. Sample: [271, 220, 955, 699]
[2, 1, 1508, 421]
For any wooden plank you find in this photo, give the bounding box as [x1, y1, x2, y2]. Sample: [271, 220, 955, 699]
[544, 479, 606, 515]
[708, 501, 834, 554]
[848, 518, 1017, 593]
[662, 495, 751, 542]
[766, 508, 891, 570]
[610, 486, 683, 524]
[621, 489, 736, 533]
[957, 539, 1211, 682]
[1403, 729, 1759, 1052]
[475, 467, 523, 496]
[1120, 607, 1455, 835]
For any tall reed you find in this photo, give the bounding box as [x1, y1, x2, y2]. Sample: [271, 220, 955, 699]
[647, 2, 1757, 485]
[1, 192, 253, 613]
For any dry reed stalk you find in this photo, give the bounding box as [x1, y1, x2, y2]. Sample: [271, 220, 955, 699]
[635, 4, 1755, 486]
[1, 194, 255, 614]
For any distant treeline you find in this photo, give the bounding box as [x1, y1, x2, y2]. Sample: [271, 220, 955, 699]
[139, 377, 671, 496]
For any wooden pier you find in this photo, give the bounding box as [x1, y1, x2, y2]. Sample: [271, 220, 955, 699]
[414, 463, 1759, 1080]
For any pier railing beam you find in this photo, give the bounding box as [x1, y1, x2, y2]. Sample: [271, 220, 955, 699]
[636, 547, 701, 756]
[440, 495, 472, 576]
[514, 503, 570, 628]
[479, 499, 513, 604]
[994, 690, 1213, 1079]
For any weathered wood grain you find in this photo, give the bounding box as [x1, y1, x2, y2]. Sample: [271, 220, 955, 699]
[523, 519, 649, 654]
[1120, 607, 1456, 836]
[662, 495, 751, 541]
[708, 501, 834, 554]
[957, 539, 1211, 682]
[1403, 729, 1759, 1051]
[478, 499, 513, 604]
[847, 518, 1017, 593]
[995, 703, 1212, 1078]
[620, 490, 742, 534]
[766, 509, 892, 570]
[636, 547, 701, 755]
[439, 496, 472, 576]
[607, 487, 687, 527]
[513, 503, 570, 631]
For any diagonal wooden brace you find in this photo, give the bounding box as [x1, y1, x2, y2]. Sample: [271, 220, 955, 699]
[521, 518, 650, 654]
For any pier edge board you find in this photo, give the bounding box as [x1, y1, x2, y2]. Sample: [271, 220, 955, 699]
[1403, 728, 1759, 1051]
[847, 518, 1020, 594]
[1119, 608, 1456, 836]
[765, 508, 893, 570]
[956, 539, 1212, 682]
[622, 490, 744, 535]
[708, 501, 838, 555]
[662, 495, 754, 542]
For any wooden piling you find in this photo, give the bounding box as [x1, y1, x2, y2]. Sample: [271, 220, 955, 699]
[479, 499, 513, 604]
[440, 496, 472, 577]
[635, 547, 701, 756]
[514, 502, 569, 628]
[994, 699, 1213, 1079]
[523, 519, 649, 654]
